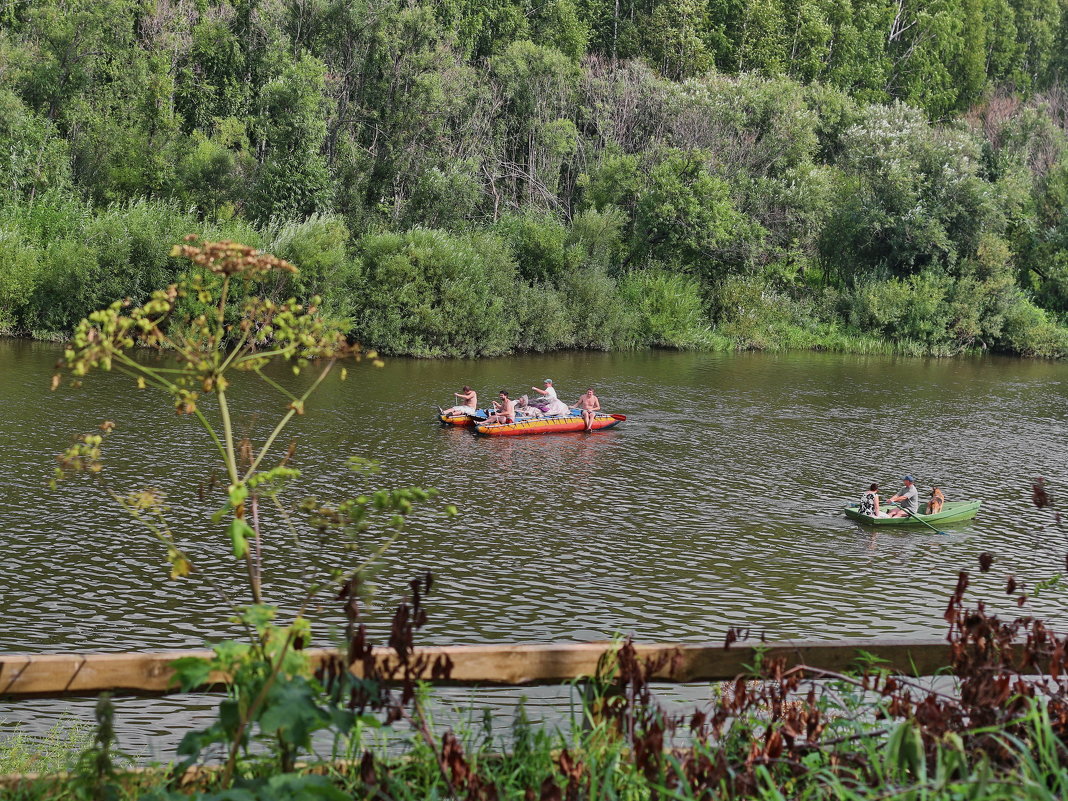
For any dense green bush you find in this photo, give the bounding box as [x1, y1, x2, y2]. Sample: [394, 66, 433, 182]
[0, 194, 263, 336]
[618, 269, 716, 348]
[0, 233, 39, 332]
[267, 215, 355, 319]
[0, 89, 71, 199]
[709, 275, 813, 350]
[351, 228, 517, 357]
[509, 279, 575, 352]
[558, 267, 639, 349]
[821, 103, 1001, 283]
[493, 211, 582, 283]
[1000, 292, 1068, 357]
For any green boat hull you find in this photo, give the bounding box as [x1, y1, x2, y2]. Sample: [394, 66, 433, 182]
[843, 500, 981, 526]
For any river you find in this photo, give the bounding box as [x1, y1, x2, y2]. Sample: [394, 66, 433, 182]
[1, 338, 1066, 755]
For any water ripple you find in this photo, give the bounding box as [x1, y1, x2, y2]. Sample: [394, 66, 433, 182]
[2, 342, 1067, 746]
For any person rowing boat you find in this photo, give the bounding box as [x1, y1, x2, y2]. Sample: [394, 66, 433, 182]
[440, 385, 478, 417]
[886, 475, 918, 518]
[485, 390, 516, 424]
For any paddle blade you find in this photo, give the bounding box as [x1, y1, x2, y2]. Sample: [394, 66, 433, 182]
[610, 414, 627, 421]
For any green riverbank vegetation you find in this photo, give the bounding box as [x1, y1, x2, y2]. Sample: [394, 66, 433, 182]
[3, 0, 1068, 358]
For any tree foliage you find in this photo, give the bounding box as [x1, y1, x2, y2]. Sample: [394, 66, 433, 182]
[1, 0, 1068, 356]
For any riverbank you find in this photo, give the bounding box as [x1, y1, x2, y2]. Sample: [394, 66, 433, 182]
[6, 674, 1068, 801]
[3, 310, 1060, 361]
[2, 205, 1064, 359]
[5, 590, 1068, 801]
[0, 321, 1010, 359]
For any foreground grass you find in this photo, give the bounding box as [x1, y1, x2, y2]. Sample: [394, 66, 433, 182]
[4, 690, 1068, 800]
[0, 717, 93, 777]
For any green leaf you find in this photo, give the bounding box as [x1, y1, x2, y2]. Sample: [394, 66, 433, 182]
[170, 656, 213, 691]
[213, 640, 252, 668]
[328, 708, 355, 734]
[228, 483, 249, 508]
[175, 722, 228, 770]
[888, 720, 925, 780]
[220, 698, 242, 736]
[263, 773, 350, 800]
[228, 517, 253, 558]
[198, 789, 257, 801]
[240, 604, 277, 632]
[258, 678, 331, 749]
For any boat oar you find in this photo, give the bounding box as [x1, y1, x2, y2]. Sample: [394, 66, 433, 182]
[891, 503, 948, 536]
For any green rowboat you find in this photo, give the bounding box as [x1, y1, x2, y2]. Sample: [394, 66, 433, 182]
[843, 500, 981, 526]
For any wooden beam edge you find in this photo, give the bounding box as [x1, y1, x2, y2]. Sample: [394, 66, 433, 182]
[0, 638, 975, 698]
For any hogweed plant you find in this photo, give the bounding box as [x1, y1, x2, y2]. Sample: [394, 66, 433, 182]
[50, 238, 454, 791]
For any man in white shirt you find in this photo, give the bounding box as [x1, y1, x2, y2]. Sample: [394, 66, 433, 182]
[531, 378, 570, 416]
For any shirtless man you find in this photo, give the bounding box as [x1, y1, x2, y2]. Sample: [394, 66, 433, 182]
[485, 390, 516, 424]
[574, 388, 601, 431]
[441, 385, 478, 417]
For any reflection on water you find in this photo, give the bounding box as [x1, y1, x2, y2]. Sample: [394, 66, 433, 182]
[1, 339, 1067, 750]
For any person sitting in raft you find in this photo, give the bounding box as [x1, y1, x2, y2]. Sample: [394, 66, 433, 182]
[573, 388, 601, 431]
[515, 395, 544, 418]
[441, 385, 478, 417]
[858, 483, 889, 517]
[927, 486, 945, 515]
[485, 390, 516, 424]
[887, 475, 919, 517]
[531, 378, 571, 416]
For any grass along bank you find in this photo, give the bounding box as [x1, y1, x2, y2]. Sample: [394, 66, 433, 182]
[2, 198, 1066, 359]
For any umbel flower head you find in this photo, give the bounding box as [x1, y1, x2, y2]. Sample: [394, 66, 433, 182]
[169, 236, 298, 278]
[54, 237, 349, 416]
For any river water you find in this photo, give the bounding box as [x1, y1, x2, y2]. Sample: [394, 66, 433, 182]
[1, 338, 1066, 755]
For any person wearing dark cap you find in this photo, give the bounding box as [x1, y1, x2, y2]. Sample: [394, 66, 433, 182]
[887, 475, 919, 517]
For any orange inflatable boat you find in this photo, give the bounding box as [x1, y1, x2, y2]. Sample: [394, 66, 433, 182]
[474, 412, 626, 436]
[438, 409, 489, 426]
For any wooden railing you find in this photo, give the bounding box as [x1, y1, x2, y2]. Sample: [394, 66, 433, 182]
[0, 638, 991, 699]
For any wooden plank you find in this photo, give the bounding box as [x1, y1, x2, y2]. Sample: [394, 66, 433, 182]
[0, 638, 1008, 699]
[0, 649, 220, 698]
